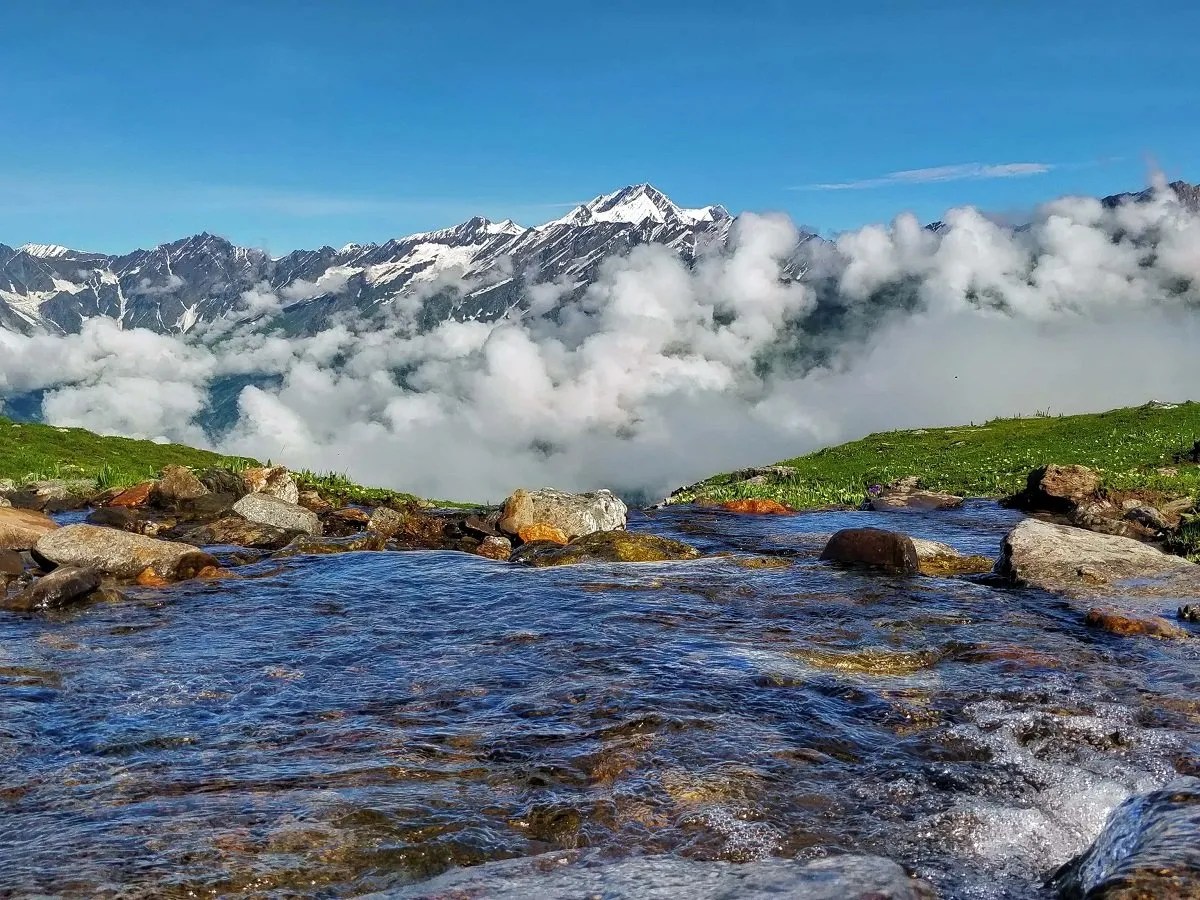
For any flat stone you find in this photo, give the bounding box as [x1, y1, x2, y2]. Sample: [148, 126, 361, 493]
[1085, 607, 1190, 639]
[0, 507, 60, 551]
[514, 531, 700, 567]
[1, 566, 102, 612]
[909, 537, 994, 576]
[35, 524, 217, 582]
[179, 516, 299, 550]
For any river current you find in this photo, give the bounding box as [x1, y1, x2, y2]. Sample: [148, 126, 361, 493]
[1, 502, 1197, 897]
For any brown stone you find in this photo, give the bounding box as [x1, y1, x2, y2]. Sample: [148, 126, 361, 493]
[474, 535, 512, 561]
[868, 476, 964, 511]
[498, 488, 627, 540]
[820, 528, 920, 575]
[241, 466, 299, 504]
[152, 465, 210, 505]
[1, 566, 102, 612]
[178, 516, 298, 550]
[910, 538, 994, 576]
[297, 490, 332, 513]
[1015, 464, 1101, 512]
[135, 568, 172, 587]
[513, 531, 701, 567]
[108, 482, 155, 508]
[1085, 607, 1190, 639]
[0, 507, 60, 551]
[35, 524, 218, 582]
[329, 507, 370, 525]
[518, 523, 569, 545]
[720, 498, 795, 514]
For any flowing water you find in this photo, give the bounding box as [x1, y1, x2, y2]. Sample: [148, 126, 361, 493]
[1, 502, 1197, 898]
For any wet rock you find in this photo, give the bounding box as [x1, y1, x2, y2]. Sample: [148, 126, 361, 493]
[1086, 607, 1190, 640]
[1180, 605, 1200, 624]
[241, 466, 299, 504]
[720, 498, 795, 514]
[196, 467, 247, 497]
[232, 494, 322, 536]
[1051, 777, 1200, 899]
[274, 533, 387, 557]
[820, 528, 920, 575]
[0, 548, 23, 594]
[518, 522, 569, 545]
[0, 507, 60, 551]
[1, 566, 102, 612]
[1125, 504, 1170, 533]
[997, 519, 1200, 597]
[868, 476, 964, 511]
[107, 482, 155, 508]
[151, 465, 210, 505]
[382, 851, 936, 899]
[34, 524, 218, 582]
[329, 507, 370, 527]
[474, 535, 512, 561]
[1012, 464, 1100, 512]
[179, 516, 299, 550]
[1069, 501, 1155, 541]
[366, 505, 444, 543]
[498, 488, 627, 541]
[513, 530, 701, 567]
[464, 512, 502, 537]
[6, 479, 96, 512]
[910, 537, 994, 576]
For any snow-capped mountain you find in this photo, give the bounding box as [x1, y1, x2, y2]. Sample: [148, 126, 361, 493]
[0, 183, 737, 337]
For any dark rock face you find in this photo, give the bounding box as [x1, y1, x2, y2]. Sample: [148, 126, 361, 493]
[820, 528, 920, 575]
[1, 566, 102, 612]
[1051, 777, 1200, 899]
[1012, 464, 1101, 513]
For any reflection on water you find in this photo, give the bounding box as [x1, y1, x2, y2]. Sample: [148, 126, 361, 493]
[1, 502, 1197, 898]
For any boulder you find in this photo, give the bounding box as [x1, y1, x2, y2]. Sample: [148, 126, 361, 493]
[34, 524, 217, 582]
[297, 490, 332, 513]
[1085, 607, 1189, 640]
[366, 505, 444, 543]
[6, 479, 96, 512]
[273, 533, 387, 557]
[178, 516, 299, 550]
[820, 528, 920, 575]
[474, 535, 512, 561]
[498, 488, 627, 541]
[241, 466, 299, 504]
[1050, 777, 1200, 899]
[909, 537, 994, 576]
[107, 482, 155, 509]
[1181, 604, 1200, 624]
[513, 531, 700, 567]
[197, 467, 248, 497]
[232, 494, 322, 536]
[1012, 464, 1100, 512]
[1, 566, 102, 612]
[151, 465, 210, 505]
[0, 507, 60, 551]
[720, 498, 795, 514]
[996, 519, 1200, 597]
[867, 476, 964, 511]
[0, 548, 23, 594]
[1125, 504, 1170, 533]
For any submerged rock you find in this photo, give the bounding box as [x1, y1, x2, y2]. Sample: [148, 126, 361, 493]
[274, 533, 387, 557]
[910, 537, 994, 576]
[1, 566, 102, 612]
[1051, 777, 1200, 899]
[996, 519, 1199, 597]
[232, 494, 322, 536]
[379, 851, 935, 899]
[1085, 607, 1190, 640]
[820, 528, 920, 575]
[720, 498, 795, 514]
[0, 507, 60, 551]
[868, 476, 964, 511]
[35, 524, 218, 582]
[513, 530, 700, 567]
[179, 516, 298, 550]
[499, 488, 627, 541]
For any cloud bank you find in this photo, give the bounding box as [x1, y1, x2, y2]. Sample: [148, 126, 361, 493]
[1, 183, 1197, 503]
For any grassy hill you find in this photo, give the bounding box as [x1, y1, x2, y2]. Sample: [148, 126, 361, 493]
[669, 402, 1200, 509]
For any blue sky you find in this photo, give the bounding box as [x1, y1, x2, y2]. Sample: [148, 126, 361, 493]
[3, 0, 1197, 253]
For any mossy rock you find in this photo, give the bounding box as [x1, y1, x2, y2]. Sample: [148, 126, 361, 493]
[514, 530, 701, 567]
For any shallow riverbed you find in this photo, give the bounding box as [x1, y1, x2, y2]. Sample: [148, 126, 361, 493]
[1, 502, 1197, 897]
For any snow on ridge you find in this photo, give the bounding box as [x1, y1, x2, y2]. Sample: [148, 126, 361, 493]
[18, 243, 75, 259]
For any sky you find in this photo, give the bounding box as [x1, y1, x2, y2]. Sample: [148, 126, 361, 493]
[3, 0, 1198, 253]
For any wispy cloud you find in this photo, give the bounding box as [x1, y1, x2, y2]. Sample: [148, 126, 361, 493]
[797, 162, 1054, 192]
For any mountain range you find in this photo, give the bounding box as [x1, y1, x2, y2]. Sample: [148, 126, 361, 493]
[1, 180, 1196, 339]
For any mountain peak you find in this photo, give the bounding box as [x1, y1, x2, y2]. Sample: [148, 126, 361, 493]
[17, 243, 75, 259]
[549, 183, 729, 229]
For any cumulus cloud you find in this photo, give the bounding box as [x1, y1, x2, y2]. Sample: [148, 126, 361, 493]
[800, 162, 1054, 191]
[1, 182, 1197, 502]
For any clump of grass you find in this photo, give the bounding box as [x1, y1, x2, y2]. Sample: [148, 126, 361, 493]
[294, 470, 475, 509]
[670, 402, 1200, 510]
[1167, 516, 1200, 562]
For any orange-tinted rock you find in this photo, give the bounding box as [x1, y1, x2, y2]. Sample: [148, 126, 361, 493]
[196, 565, 237, 580]
[1085, 607, 1189, 639]
[108, 482, 155, 508]
[720, 498, 795, 515]
[518, 523, 569, 545]
[136, 568, 172, 587]
[474, 535, 513, 561]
